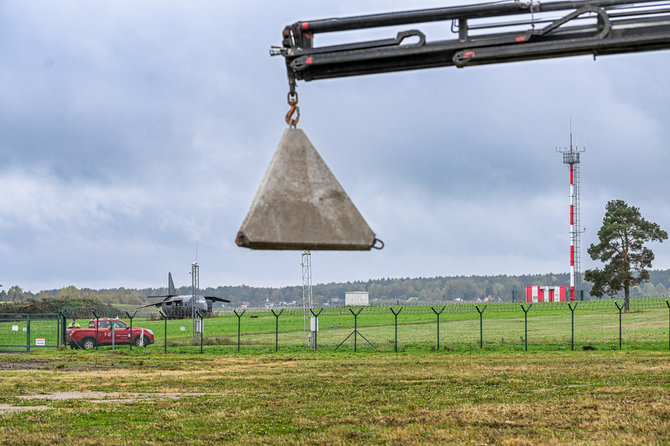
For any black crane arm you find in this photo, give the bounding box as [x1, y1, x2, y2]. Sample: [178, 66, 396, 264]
[272, 0, 670, 82]
[240, 0, 670, 252]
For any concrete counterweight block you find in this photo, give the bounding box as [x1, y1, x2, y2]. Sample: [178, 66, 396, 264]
[236, 128, 382, 250]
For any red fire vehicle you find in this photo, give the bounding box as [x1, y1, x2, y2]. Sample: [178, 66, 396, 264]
[66, 318, 154, 349]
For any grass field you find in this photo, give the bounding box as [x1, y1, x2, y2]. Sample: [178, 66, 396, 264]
[0, 349, 668, 445]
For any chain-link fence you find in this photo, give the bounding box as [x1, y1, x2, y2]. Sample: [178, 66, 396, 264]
[52, 296, 670, 353]
[0, 313, 63, 352]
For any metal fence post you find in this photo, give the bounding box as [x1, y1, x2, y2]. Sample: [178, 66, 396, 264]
[568, 302, 578, 350]
[26, 313, 31, 353]
[475, 305, 487, 349]
[309, 308, 323, 351]
[197, 310, 204, 354]
[271, 309, 284, 352]
[512, 290, 515, 303]
[614, 301, 623, 350]
[92, 311, 99, 350]
[59, 311, 67, 347]
[56, 314, 60, 348]
[159, 311, 167, 353]
[125, 311, 137, 351]
[129, 314, 133, 351]
[431, 306, 446, 351]
[335, 308, 375, 352]
[520, 303, 532, 351]
[234, 310, 245, 352]
[390, 306, 403, 353]
[353, 308, 359, 351]
[666, 300, 670, 350]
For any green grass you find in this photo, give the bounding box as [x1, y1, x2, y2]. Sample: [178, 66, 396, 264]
[134, 306, 670, 352]
[0, 302, 667, 444]
[0, 350, 668, 444]
[1, 304, 669, 353]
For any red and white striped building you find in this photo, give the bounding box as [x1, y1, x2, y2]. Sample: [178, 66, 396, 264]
[526, 286, 566, 303]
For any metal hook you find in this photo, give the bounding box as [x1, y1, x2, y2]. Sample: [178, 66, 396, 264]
[285, 91, 300, 127]
[372, 238, 384, 250]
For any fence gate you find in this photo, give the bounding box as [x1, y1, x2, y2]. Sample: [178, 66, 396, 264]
[0, 313, 63, 353]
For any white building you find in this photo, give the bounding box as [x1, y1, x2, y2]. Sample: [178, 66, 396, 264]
[345, 291, 369, 306]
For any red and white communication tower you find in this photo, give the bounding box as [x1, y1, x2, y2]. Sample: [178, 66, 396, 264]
[557, 130, 585, 301]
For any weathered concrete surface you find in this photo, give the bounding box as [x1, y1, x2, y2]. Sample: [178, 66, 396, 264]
[236, 128, 378, 250]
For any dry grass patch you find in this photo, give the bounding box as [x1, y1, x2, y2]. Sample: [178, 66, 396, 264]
[0, 351, 668, 445]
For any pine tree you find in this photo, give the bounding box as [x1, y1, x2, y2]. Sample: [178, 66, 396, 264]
[585, 200, 667, 310]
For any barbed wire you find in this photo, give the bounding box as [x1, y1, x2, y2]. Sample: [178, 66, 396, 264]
[57, 296, 669, 319]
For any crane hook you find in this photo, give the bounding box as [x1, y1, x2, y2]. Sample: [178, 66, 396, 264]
[285, 91, 300, 127]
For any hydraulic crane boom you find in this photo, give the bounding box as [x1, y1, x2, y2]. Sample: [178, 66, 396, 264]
[238, 0, 670, 252]
[272, 0, 670, 83]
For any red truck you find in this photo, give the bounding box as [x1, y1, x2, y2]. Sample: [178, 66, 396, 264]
[66, 318, 154, 349]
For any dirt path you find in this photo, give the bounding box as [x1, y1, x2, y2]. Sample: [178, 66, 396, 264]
[0, 391, 228, 413]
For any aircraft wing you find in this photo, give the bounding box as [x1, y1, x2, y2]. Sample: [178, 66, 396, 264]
[204, 296, 231, 303]
[143, 296, 187, 306]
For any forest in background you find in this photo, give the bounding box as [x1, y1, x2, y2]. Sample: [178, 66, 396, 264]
[2, 269, 670, 307]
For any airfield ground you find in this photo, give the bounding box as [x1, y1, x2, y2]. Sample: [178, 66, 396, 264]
[0, 349, 668, 445]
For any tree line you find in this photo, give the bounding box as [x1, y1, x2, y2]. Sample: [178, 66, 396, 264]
[2, 269, 670, 308]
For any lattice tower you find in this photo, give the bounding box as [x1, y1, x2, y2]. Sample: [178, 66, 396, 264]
[191, 261, 199, 340]
[557, 130, 585, 301]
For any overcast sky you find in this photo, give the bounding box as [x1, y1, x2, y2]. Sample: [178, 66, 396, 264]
[1, 1, 669, 292]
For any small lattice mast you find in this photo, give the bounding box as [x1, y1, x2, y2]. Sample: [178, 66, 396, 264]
[301, 251, 313, 345]
[557, 127, 585, 301]
[191, 261, 199, 340]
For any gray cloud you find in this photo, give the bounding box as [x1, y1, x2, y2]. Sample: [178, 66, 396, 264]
[1, 1, 669, 291]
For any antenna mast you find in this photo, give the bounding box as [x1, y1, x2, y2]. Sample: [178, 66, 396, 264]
[557, 124, 585, 301]
[191, 261, 200, 341]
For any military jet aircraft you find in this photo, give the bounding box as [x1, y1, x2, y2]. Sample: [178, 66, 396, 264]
[144, 272, 230, 318]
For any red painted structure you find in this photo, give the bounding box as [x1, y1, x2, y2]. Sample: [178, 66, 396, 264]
[525, 286, 566, 303]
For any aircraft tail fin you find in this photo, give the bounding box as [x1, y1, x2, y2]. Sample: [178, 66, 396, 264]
[168, 272, 177, 297]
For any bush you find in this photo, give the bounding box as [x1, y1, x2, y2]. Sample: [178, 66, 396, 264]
[0, 296, 104, 315]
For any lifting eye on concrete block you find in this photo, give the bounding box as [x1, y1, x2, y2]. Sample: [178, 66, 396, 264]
[236, 128, 383, 250]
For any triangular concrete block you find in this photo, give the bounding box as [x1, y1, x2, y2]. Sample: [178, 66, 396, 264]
[236, 128, 380, 250]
